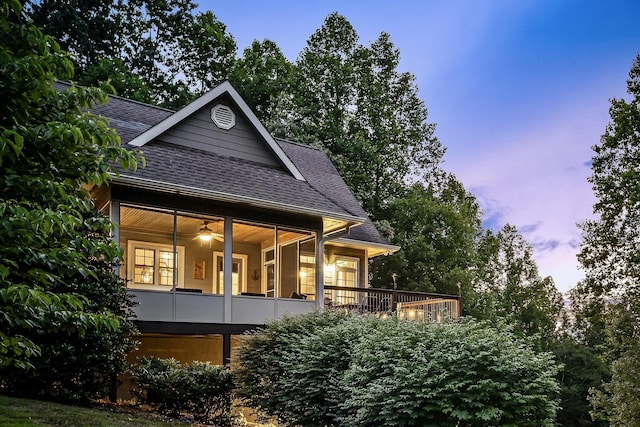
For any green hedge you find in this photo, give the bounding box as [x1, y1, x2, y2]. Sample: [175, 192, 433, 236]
[130, 357, 235, 425]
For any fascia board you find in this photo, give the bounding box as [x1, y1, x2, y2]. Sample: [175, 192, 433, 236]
[127, 81, 306, 181]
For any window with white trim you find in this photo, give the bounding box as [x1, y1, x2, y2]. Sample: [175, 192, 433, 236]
[127, 240, 185, 290]
[335, 256, 358, 288]
[324, 255, 359, 305]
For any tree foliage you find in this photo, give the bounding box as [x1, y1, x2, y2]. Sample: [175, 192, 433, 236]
[370, 175, 481, 295]
[233, 312, 560, 427]
[0, 0, 139, 402]
[551, 338, 609, 427]
[229, 39, 294, 124]
[470, 225, 563, 347]
[26, 0, 237, 109]
[578, 54, 640, 424]
[26, 0, 119, 71]
[271, 13, 443, 220]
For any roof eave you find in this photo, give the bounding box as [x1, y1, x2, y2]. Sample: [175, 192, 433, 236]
[111, 174, 365, 225]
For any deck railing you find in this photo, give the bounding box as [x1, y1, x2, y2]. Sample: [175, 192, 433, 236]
[323, 285, 461, 321]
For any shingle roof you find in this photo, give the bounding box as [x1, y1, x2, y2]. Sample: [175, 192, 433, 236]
[276, 139, 391, 246]
[70, 82, 394, 250]
[119, 141, 357, 220]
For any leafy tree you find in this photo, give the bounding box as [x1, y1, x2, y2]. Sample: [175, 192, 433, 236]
[283, 13, 359, 150]
[229, 39, 294, 124]
[551, 338, 609, 426]
[578, 54, 640, 424]
[0, 0, 139, 402]
[234, 312, 560, 427]
[561, 280, 608, 348]
[471, 225, 563, 347]
[347, 31, 443, 217]
[0, 285, 119, 371]
[114, 0, 200, 108]
[175, 10, 237, 95]
[370, 175, 482, 296]
[26, 0, 237, 108]
[273, 13, 443, 220]
[589, 343, 640, 426]
[77, 58, 155, 105]
[25, 0, 118, 71]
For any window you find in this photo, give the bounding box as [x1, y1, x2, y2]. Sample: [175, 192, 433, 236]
[325, 255, 359, 305]
[127, 241, 185, 289]
[336, 257, 358, 288]
[213, 252, 247, 295]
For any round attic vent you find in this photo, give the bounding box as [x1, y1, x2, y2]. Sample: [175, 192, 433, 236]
[211, 104, 235, 130]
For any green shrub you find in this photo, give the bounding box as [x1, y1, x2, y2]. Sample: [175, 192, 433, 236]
[233, 312, 560, 427]
[339, 318, 559, 426]
[233, 310, 355, 426]
[130, 357, 235, 425]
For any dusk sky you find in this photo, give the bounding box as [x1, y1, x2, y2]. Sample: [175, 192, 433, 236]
[199, 0, 640, 293]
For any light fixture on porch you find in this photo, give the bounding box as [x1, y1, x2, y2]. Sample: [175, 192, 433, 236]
[199, 222, 214, 242]
[197, 220, 223, 247]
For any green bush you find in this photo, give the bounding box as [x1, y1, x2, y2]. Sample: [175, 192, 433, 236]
[130, 357, 235, 425]
[233, 312, 560, 427]
[233, 310, 355, 426]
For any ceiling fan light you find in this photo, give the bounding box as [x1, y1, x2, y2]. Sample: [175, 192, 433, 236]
[199, 222, 215, 242]
[199, 232, 213, 242]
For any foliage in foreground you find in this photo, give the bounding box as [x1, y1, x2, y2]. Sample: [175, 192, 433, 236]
[0, 0, 139, 402]
[233, 311, 560, 427]
[130, 357, 236, 426]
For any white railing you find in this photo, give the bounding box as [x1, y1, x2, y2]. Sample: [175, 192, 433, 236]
[396, 298, 460, 322]
[324, 286, 461, 322]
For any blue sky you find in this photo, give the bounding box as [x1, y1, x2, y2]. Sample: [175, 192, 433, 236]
[198, 0, 640, 293]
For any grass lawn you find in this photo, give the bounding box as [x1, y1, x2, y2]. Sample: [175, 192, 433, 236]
[0, 395, 194, 427]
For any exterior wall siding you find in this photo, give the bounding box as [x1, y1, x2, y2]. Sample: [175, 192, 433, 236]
[155, 97, 281, 167]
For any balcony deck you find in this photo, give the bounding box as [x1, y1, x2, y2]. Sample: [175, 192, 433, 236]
[324, 285, 461, 321]
[129, 286, 461, 326]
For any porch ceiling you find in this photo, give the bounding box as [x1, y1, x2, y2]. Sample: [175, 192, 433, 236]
[119, 206, 311, 246]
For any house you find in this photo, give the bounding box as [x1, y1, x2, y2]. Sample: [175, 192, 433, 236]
[83, 81, 461, 366]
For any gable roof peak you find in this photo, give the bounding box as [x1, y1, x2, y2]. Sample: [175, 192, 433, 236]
[127, 81, 305, 181]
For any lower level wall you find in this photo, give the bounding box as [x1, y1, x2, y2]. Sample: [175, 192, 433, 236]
[129, 334, 225, 365]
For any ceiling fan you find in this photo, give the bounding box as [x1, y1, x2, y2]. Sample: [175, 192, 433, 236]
[196, 220, 224, 242]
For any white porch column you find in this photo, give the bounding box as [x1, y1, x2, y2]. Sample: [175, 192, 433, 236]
[315, 230, 325, 311]
[223, 216, 233, 323]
